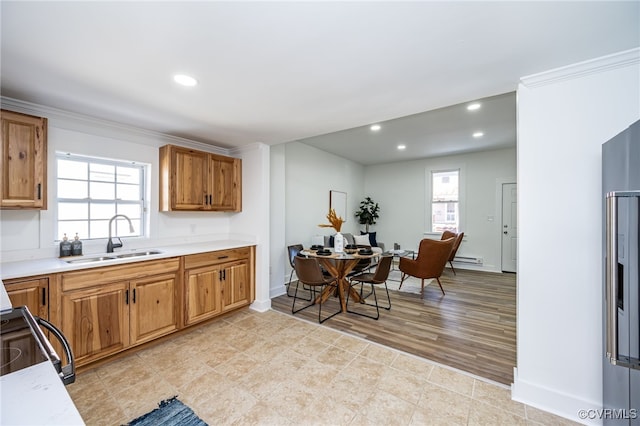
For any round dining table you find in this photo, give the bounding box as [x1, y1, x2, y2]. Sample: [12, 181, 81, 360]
[301, 249, 380, 313]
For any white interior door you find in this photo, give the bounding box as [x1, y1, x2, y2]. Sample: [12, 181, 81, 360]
[501, 183, 517, 273]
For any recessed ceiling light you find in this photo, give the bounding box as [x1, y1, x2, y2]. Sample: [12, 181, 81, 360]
[467, 103, 481, 111]
[397, 144, 406, 150]
[370, 124, 381, 131]
[173, 74, 198, 87]
[473, 131, 484, 138]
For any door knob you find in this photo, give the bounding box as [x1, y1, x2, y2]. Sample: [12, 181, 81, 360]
[503, 231, 508, 234]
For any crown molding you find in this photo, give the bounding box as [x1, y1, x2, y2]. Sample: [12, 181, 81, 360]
[520, 47, 640, 88]
[0, 97, 229, 156]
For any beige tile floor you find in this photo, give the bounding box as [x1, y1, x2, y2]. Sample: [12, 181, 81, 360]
[67, 309, 579, 425]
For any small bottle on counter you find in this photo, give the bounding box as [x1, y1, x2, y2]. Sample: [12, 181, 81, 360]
[59, 234, 72, 257]
[72, 233, 83, 256]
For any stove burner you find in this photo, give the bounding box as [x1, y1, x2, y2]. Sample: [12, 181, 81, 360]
[0, 347, 22, 371]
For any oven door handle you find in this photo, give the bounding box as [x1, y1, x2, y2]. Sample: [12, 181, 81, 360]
[36, 317, 76, 385]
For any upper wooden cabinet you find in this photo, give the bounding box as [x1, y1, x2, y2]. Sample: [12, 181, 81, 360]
[0, 110, 47, 209]
[159, 144, 241, 212]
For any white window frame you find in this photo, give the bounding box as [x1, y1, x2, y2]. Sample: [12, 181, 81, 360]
[55, 152, 148, 242]
[426, 166, 465, 235]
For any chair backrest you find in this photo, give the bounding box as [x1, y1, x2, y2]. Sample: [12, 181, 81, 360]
[449, 232, 464, 262]
[372, 255, 393, 283]
[412, 237, 456, 279]
[287, 244, 304, 268]
[294, 256, 328, 285]
[441, 230, 456, 241]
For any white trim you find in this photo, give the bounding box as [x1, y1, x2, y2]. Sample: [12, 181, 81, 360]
[512, 368, 602, 426]
[249, 298, 271, 313]
[520, 47, 640, 88]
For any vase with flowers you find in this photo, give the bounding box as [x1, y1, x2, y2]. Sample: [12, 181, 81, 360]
[319, 208, 345, 253]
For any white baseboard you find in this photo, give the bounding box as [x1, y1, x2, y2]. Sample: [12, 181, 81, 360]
[250, 298, 271, 312]
[512, 368, 601, 425]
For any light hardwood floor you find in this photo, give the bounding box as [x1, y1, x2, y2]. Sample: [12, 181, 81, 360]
[271, 267, 516, 385]
[68, 309, 577, 425]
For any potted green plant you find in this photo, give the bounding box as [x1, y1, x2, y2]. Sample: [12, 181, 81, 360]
[355, 197, 380, 233]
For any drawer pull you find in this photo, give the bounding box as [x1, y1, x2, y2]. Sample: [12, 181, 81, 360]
[217, 255, 229, 260]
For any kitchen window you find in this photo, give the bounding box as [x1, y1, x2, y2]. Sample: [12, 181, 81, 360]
[55, 153, 147, 241]
[430, 169, 459, 233]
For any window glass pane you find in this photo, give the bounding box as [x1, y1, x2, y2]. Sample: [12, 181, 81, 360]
[58, 202, 88, 220]
[118, 204, 141, 219]
[90, 181, 115, 200]
[432, 171, 459, 201]
[117, 166, 140, 184]
[90, 203, 116, 220]
[57, 159, 87, 180]
[58, 221, 89, 241]
[117, 184, 140, 201]
[90, 163, 115, 182]
[90, 221, 106, 239]
[58, 179, 88, 199]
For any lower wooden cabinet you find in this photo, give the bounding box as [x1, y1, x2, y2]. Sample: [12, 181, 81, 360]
[59, 258, 180, 365]
[184, 246, 255, 325]
[3, 276, 49, 319]
[4, 245, 255, 368]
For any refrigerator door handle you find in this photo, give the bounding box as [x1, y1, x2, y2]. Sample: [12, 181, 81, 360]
[606, 190, 640, 370]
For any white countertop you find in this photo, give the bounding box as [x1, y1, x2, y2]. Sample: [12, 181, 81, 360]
[0, 361, 85, 425]
[0, 239, 255, 280]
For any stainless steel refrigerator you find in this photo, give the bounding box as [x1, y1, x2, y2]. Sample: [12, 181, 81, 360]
[604, 119, 640, 425]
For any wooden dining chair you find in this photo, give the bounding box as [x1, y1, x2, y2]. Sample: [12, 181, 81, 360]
[292, 256, 341, 323]
[399, 237, 456, 295]
[346, 255, 393, 320]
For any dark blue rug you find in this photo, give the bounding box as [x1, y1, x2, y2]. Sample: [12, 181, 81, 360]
[127, 396, 207, 426]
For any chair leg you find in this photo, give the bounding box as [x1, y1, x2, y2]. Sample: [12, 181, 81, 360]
[318, 283, 341, 323]
[346, 281, 380, 320]
[292, 282, 317, 314]
[399, 273, 407, 289]
[436, 277, 445, 295]
[286, 269, 295, 297]
[381, 281, 391, 310]
[449, 260, 457, 275]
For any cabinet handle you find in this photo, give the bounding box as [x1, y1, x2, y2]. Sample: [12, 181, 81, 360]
[37, 183, 41, 200]
[223, 269, 226, 281]
[133, 288, 136, 303]
[218, 270, 222, 281]
[217, 255, 229, 260]
[125, 289, 129, 305]
[204, 194, 208, 205]
[209, 194, 212, 205]
[42, 287, 46, 306]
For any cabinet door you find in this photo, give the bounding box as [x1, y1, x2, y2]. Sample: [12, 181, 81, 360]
[130, 273, 178, 345]
[221, 261, 250, 312]
[185, 265, 222, 325]
[211, 155, 241, 211]
[61, 282, 129, 365]
[0, 110, 47, 209]
[172, 147, 209, 210]
[4, 277, 48, 319]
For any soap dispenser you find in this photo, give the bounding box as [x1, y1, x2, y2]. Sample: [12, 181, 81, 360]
[59, 234, 72, 257]
[72, 233, 83, 256]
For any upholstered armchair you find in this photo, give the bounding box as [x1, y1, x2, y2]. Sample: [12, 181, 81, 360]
[441, 231, 465, 275]
[399, 237, 456, 294]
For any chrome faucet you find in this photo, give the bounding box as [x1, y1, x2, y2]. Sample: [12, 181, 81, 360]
[106, 214, 135, 253]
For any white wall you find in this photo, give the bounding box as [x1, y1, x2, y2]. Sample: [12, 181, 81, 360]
[514, 48, 640, 423]
[364, 147, 516, 272]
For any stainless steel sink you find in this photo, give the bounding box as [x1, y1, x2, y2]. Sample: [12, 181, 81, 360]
[65, 250, 163, 264]
[65, 256, 116, 264]
[115, 250, 163, 259]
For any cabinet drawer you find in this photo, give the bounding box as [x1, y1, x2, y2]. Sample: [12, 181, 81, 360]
[184, 247, 250, 270]
[61, 258, 180, 292]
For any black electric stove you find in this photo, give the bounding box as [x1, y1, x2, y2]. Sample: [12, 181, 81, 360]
[0, 306, 75, 384]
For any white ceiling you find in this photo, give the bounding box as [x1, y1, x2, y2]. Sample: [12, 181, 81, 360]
[1, 1, 638, 165]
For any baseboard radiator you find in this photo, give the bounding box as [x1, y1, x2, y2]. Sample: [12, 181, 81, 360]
[453, 256, 483, 265]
